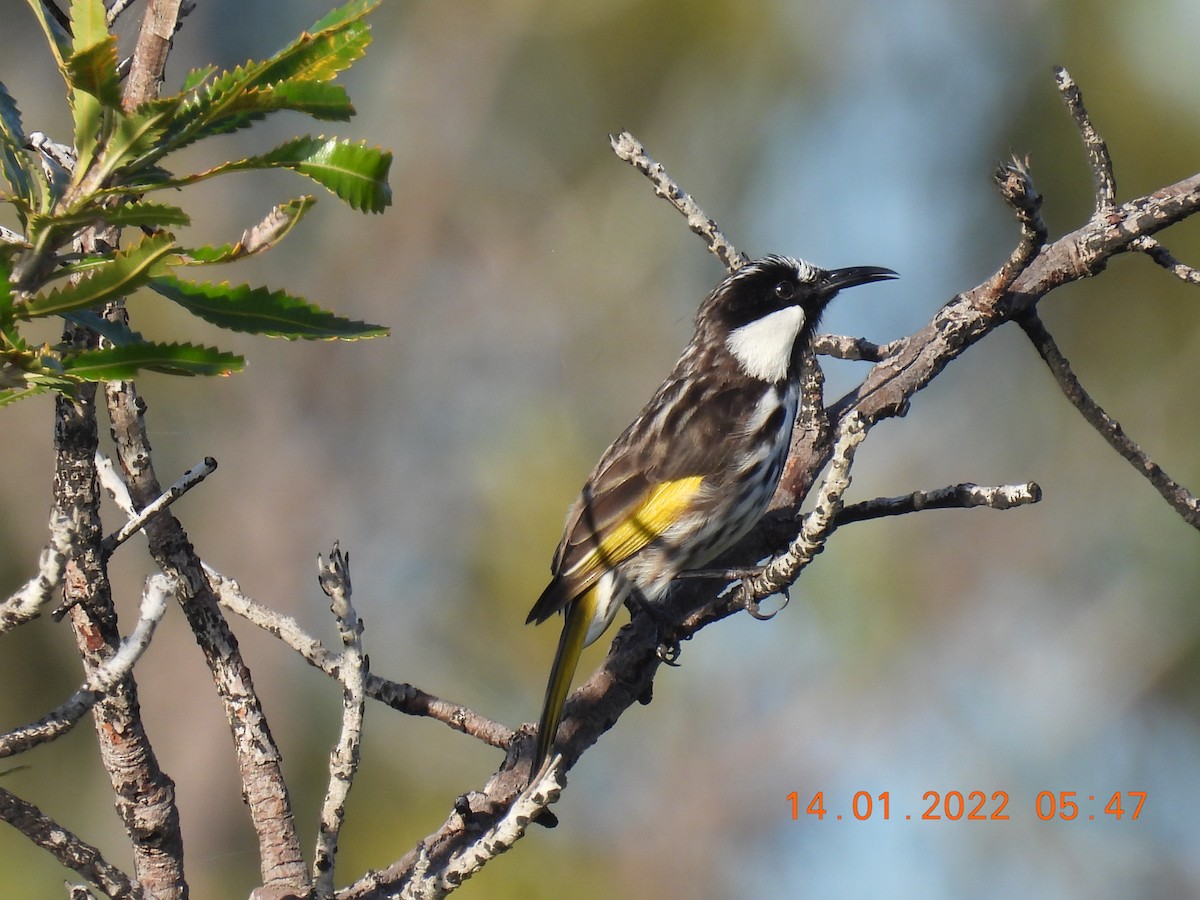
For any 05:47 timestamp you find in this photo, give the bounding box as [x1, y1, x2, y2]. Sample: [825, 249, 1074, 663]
[788, 790, 1146, 823]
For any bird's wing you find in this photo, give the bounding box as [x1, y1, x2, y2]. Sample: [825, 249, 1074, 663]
[527, 377, 764, 625]
[526, 471, 704, 624]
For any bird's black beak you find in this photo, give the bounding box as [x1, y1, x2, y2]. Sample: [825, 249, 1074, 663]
[820, 265, 898, 295]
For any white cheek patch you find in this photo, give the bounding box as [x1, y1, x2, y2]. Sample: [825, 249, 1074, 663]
[725, 305, 805, 382]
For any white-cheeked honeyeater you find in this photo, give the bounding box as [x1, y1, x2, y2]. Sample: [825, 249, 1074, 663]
[526, 255, 896, 774]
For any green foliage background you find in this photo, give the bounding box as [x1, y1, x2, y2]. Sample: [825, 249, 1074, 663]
[2, 1, 1198, 897]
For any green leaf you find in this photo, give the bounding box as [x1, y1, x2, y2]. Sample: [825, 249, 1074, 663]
[256, 14, 372, 86]
[70, 88, 103, 180]
[20, 232, 176, 318]
[149, 276, 389, 340]
[266, 80, 354, 121]
[311, 0, 381, 33]
[61, 341, 245, 379]
[0, 383, 50, 407]
[67, 34, 122, 108]
[86, 108, 168, 190]
[180, 65, 217, 94]
[0, 81, 35, 208]
[124, 136, 391, 212]
[23, 0, 73, 68]
[154, 136, 391, 213]
[28, 201, 190, 247]
[60, 310, 145, 346]
[70, 0, 110, 55]
[151, 0, 376, 161]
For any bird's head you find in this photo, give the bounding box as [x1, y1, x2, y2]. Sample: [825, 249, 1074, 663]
[697, 254, 896, 383]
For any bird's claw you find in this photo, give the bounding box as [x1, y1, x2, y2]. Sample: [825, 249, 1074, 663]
[746, 586, 790, 620]
[656, 638, 683, 666]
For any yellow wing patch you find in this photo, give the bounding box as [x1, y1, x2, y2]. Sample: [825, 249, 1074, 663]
[571, 475, 705, 579]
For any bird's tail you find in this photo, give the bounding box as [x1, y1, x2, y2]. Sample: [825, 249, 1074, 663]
[532, 585, 598, 775]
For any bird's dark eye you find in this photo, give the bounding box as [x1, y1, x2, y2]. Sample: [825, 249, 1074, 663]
[774, 281, 795, 301]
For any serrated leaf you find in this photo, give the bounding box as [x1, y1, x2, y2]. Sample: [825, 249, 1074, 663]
[0, 81, 35, 208]
[20, 232, 176, 318]
[266, 136, 390, 212]
[255, 18, 372, 87]
[128, 136, 391, 212]
[67, 34, 122, 107]
[70, 0, 110, 55]
[70, 88, 103, 180]
[268, 81, 354, 121]
[76, 108, 168, 197]
[149, 0, 376, 162]
[61, 310, 145, 346]
[0, 383, 50, 407]
[62, 341, 245, 379]
[28, 201, 189, 247]
[311, 0, 381, 33]
[150, 276, 389, 340]
[23, 0, 73, 68]
[180, 64, 217, 94]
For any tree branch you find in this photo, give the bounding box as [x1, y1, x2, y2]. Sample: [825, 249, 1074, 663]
[1018, 310, 1200, 527]
[609, 130, 748, 273]
[313, 545, 366, 898]
[0, 510, 76, 633]
[0, 574, 174, 759]
[0, 787, 142, 899]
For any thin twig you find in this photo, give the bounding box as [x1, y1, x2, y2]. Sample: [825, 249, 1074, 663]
[205, 563, 515, 747]
[813, 333, 905, 362]
[0, 787, 142, 899]
[1054, 65, 1116, 213]
[1131, 236, 1200, 284]
[393, 760, 566, 898]
[0, 511, 76, 633]
[730, 411, 868, 617]
[313, 545, 366, 898]
[101, 456, 218, 555]
[989, 155, 1047, 297]
[107, 0, 142, 27]
[609, 130, 748, 273]
[683, 481, 1043, 586]
[0, 575, 174, 759]
[1019, 310, 1200, 528]
[837, 481, 1042, 525]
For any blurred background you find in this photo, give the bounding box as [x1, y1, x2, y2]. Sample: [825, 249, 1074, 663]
[2, 0, 1199, 897]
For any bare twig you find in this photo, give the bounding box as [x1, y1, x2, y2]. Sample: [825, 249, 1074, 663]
[101, 457, 218, 555]
[107, 0, 142, 27]
[0, 511, 76, 633]
[728, 411, 867, 617]
[1131, 236, 1200, 284]
[0, 787, 142, 899]
[313, 545, 366, 898]
[989, 155, 1047, 297]
[205, 563, 515, 747]
[1018, 310, 1200, 528]
[682, 480, 1043, 587]
[813, 333, 905, 363]
[837, 481, 1042, 525]
[0, 575, 174, 759]
[609, 130, 748, 273]
[401, 761, 564, 899]
[1055, 65, 1116, 212]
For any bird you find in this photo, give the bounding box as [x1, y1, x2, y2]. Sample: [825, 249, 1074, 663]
[525, 254, 896, 775]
